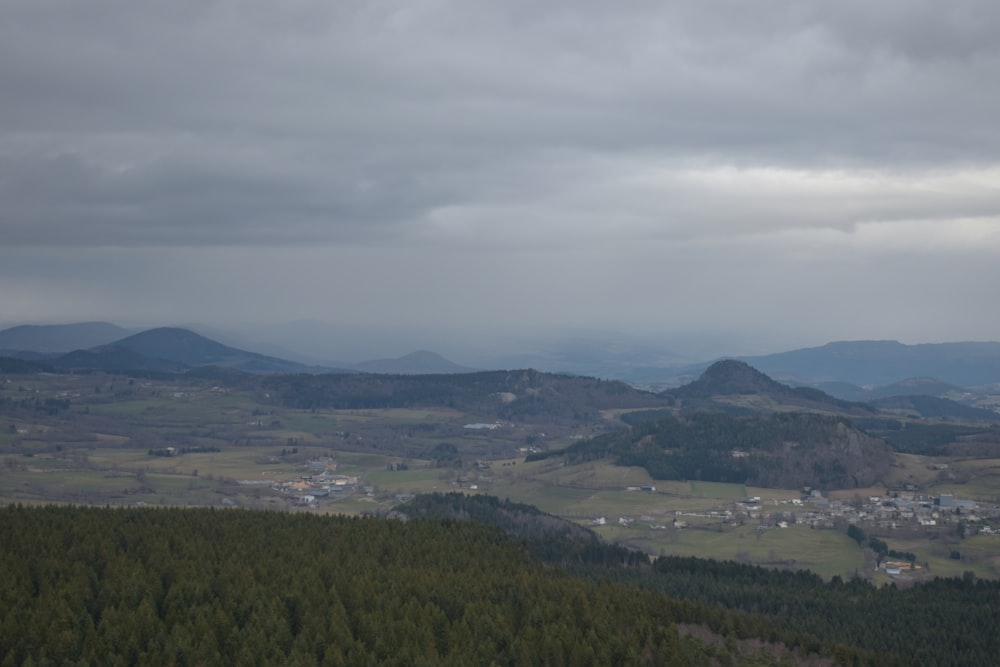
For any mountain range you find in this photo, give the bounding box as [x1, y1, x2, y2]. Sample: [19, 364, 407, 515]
[0, 324, 470, 376]
[738, 340, 1000, 388]
[3, 322, 1000, 393]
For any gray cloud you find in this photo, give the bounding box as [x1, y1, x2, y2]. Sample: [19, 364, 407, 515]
[2, 0, 999, 356]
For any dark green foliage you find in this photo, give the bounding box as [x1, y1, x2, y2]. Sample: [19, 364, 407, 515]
[4, 501, 1000, 666]
[0, 505, 715, 666]
[425, 443, 460, 467]
[640, 555, 1000, 667]
[262, 369, 662, 421]
[867, 422, 994, 456]
[868, 538, 888, 559]
[558, 412, 893, 488]
[397, 492, 647, 568]
[620, 409, 676, 426]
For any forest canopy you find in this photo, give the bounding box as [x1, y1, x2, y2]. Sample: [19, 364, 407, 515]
[3, 502, 1000, 666]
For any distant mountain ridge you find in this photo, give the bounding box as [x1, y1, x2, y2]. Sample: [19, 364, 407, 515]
[4, 322, 1000, 389]
[0, 322, 134, 354]
[814, 377, 965, 402]
[740, 340, 1000, 387]
[96, 327, 329, 374]
[350, 350, 476, 375]
[0, 322, 474, 376]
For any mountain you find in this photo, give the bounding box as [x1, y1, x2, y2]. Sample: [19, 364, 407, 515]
[664, 359, 876, 416]
[740, 340, 1000, 387]
[0, 322, 134, 355]
[350, 350, 475, 374]
[670, 359, 789, 398]
[103, 327, 326, 374]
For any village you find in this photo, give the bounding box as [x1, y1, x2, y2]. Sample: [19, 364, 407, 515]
[608, 487, 999, 535]
[239, 456, 366, 507]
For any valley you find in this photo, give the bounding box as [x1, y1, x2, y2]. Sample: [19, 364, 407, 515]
[4, 365, 1000, 582]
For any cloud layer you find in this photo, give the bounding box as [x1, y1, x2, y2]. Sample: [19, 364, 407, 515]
[2, 0, 999, 357]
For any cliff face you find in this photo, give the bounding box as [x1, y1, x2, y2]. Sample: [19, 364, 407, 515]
[570, 411, 896, 490]
[746, 419, 893, 489]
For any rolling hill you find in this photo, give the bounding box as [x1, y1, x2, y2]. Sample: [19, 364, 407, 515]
[94, 327, 331, 374]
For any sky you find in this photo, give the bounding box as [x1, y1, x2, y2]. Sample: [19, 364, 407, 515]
[2, 0, 999, 362]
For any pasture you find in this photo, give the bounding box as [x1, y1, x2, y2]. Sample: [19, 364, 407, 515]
[4, 370, 1000, 581]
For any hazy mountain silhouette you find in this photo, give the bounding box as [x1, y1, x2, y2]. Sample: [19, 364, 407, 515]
[102, 327, 328, 374]
[741, 340, 1000, 387]
[350, 350, 475, 374]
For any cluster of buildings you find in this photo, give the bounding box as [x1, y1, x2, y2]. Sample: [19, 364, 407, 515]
[600, 488, 1000, 537]
[239, 457, 366, 507]
[793, 490, 997, 535]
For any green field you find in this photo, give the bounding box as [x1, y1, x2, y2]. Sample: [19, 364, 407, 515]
[594, 522, 866, 580]
[5, 371, 1000, 582]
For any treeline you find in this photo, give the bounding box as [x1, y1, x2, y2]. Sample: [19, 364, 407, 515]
[261, 370, 662, 422]
[399, 494, 1000, 666]
[632, 557, 1000, 666]
[858, 421, 997, 456]
[397, 492, 647, 568]
[2, 504, 790, 667]
[0, 395, 72, 417]
[531, 412, 893, 488]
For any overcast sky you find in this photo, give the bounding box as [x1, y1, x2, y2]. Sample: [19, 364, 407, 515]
[2, 0, 999, 360]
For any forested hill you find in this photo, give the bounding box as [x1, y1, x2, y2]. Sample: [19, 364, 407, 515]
[104, 327, 322, 374]
[396, 492, 647, 567]
[534, 411, 894, 488]
[262, 369, 665, 421]
[665, 359, 876, 416]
